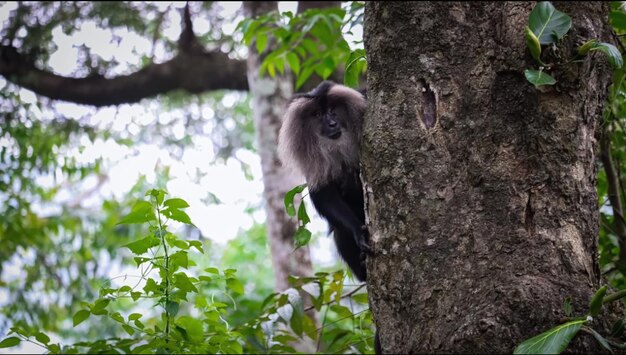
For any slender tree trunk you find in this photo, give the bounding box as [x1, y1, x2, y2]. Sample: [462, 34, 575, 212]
[244, 1, 313, 292]
[363, 2, 611, 353]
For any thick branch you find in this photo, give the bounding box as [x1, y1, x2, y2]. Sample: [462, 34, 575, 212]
[0, 45, 248, 107]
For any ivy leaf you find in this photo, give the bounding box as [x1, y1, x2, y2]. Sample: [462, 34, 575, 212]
[73, 310, 91, 327]
[513, 320, 585, 354]
[589, 42, 624, 70]
[528, 1, 572, 44]
[284, 184, 307, 217]
[524, 69, 556, 87]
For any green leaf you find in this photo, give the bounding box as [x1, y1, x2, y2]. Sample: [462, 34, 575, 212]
[124, 236, 161, 255]
[143, 278, 159, 294]
[122, 324, 135, 336]
[256, 33, 268, 53]
[296, 66, 315, 90]
[34, 332, 50, 344]
[589, 285, 608, 316]
[528, 1, 572, 44]
[294, 227, 312, 248]
[147, 189, 166, 206]
[205, 267, 219, 274]
[118, 201, 155, 225]
[110, 312, 125, 323]
[173, 272, 199, 293]
[352, 293, 370, 304]
[525, 26, 542, 63]
[345, 49, 366, 88]
[286, 52, 301, 75]
[73, 310, 91, 327]
[589, 42, 624, 70]
[166, 301, 180, 317]
[131, 291, 142, 301]
[585, 326, 613, 353]
[610, 10, 626, 31]
[176, 316, 204, 344]
[284, 184, 307, 217]
[0, 337, 20, 348]
[226, 278, 244, 295]
[170, 250, 189, 270]
[513, 320, 585, 354]
[163, 198, 189, 209]
[577, 39, 597, 56]
[189, 240, 203, 253]
[524, 69, 557, 87]
[297, 202, 310, 225]
[166, 208, 194, 225]
[128, 313, 143, 321]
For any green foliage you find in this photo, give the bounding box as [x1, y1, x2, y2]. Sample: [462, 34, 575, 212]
[514, 320, 585, 355]
[237, 2, 366, 89]
[527, 2, 571, 45]
[524, 69, 556, 87]
[0, 187, 375, 354]
[523, 1, 620, 87]
[284, 184, 315, 249]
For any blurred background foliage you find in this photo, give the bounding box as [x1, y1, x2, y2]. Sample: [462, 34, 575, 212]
[0, 1, 372, 353]
[4, 0, 626, 354]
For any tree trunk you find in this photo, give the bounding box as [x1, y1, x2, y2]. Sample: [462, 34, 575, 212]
[363, 2, 611, 353]
[244, 1, 313, 292]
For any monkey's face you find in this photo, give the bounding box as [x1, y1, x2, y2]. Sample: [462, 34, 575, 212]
[320, 108, 342, 140]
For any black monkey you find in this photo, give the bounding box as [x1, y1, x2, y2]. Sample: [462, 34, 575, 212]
[278, 80, 370, 281]
[278, 80, 382, 354]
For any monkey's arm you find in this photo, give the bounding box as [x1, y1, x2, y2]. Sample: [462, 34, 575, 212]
[309, 184, 370, 253]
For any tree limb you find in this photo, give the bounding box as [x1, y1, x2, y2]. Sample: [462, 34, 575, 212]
[0, 45, 248, 107]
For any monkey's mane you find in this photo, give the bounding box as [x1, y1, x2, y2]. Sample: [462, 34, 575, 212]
[278, 83, 367, 190]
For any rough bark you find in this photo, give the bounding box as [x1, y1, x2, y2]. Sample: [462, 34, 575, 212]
[363, 2, 611, 353]
[0, 45, 248, 107]
[244, 1, 313, 293]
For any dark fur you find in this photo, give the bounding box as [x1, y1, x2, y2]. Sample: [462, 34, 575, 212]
[278, 80, 369, 281]
[279, 81, 381, 354]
